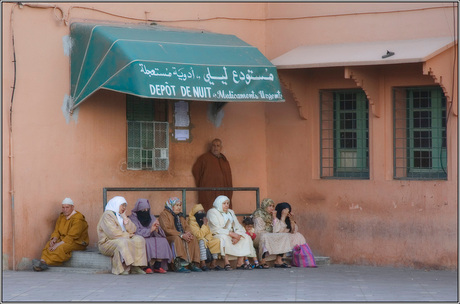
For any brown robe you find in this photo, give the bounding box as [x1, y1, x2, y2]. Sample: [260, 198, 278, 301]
[158, 209, 200, 264]
[192, 151, 233, 211]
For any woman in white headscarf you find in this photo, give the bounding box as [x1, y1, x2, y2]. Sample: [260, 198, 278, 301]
[207, 195, 257, 270]
[97, 196, 147, 275]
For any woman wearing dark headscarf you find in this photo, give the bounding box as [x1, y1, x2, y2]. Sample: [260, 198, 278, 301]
[129, 199, 173, 274]
[158, 197, 202, 272]
[188, 203, 221, 271]
[275, 202, 306, 249]
[252, 198, 292, 268]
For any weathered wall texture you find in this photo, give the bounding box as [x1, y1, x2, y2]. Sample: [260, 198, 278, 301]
[261, 3, 457, 269]
[267, 63, 457, 269]
[2, 2, 457, 270]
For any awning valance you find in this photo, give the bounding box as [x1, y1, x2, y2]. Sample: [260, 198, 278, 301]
[70, 23, 284, 110]
[271, 37, 456, 69]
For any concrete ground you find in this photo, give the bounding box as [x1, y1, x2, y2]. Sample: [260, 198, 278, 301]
[1, 264, 457, 303]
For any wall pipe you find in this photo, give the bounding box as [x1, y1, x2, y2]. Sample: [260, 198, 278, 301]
[7, 2, 66, 271]
[9, 3, 18, 271]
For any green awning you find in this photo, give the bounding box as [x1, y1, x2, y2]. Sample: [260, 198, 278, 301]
[70, 23, 284, 110]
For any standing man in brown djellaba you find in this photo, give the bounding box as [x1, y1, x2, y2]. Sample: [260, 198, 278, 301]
[192, 138, 233, 211]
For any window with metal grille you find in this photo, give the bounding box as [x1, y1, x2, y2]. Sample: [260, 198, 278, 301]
[393, 87, 447, 179]
[126, 95, 169, 170]
[320, 90, 369, 179]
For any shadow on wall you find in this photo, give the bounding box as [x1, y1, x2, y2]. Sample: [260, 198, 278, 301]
[207, 102, 226, 127]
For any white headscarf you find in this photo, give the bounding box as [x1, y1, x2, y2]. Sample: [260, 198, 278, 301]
[213, 195, 233, 224]
[105, 196, 128, 231]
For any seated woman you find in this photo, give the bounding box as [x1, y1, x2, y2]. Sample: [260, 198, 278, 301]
[188, 203, 222, 271]
[207, 195, 257, 270]
[252, 198, 292, 268]
[128, 198, 174, 274]
[158, 197, 202, 273]
[97, 196, 147, 275]
[275, 202, 307, 249]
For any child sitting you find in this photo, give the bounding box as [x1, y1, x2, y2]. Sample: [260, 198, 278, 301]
[188, 204, 222, 271]
[242, 216, 262, 269]
[243, 216, 256, 240]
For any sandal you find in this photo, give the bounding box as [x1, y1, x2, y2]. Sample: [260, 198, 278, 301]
[274, 263, 291, 268]
[254, 263, 269, 269]
[224, 264, 233, 271]
[130, 266, 146, 274]
[201, 266, 211, 271]
[213, 265, 224, 271]
[236, 264, 252, 270]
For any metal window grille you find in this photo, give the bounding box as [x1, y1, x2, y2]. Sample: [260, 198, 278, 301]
[127, 121, 169, 170]
[320, 90, 369, 179]
[393, 87, 447, 179]
[126, 95, 169, 171]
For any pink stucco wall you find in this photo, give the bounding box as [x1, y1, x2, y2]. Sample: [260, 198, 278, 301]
[2, 2, 457, 270]
[268, 64, 457, 268]
[262, 2, 457, 268]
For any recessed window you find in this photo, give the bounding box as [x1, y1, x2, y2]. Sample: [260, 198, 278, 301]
[393, 87, 447, 179]
[126, 95, 169, 170]
[320, 90, 369, 179]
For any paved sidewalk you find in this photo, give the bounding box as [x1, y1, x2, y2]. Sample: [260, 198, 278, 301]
[2, 264, 457, 303]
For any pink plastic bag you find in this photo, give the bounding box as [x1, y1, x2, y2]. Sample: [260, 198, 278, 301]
[291, 243, 317, 267]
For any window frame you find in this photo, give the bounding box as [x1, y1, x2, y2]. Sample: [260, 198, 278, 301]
[320, 89, 370, 179]
[393, 86, 447, 180]
[126, 95, 169, 171]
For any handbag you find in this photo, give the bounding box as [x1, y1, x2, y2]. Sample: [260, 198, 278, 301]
[291, 243, 317, 267]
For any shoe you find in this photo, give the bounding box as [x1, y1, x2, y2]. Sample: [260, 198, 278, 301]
[153, 267, 167, 274]
[130, 266, 146, 274]
[32, 265, 43, 272]
[224, 264, 232, 271]
[32, 259, 48, 272]
[213, 265, 224, 271]
[274, 263, 291, 268]
[189, 264, 203, 272]
[32, 259, 41, 271]
[145, 268, 153, 274]
[176, 267, 191, 273]
[201, 266, 211, 271]
[40, 262, 49, 270]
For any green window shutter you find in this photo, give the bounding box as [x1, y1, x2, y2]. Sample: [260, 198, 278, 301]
[126, 95, 155, 121]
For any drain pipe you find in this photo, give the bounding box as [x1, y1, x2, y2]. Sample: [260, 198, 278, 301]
[9, 129, 15, 271]
[9, 3, 18, 271]
[7, 2, 66, 271]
